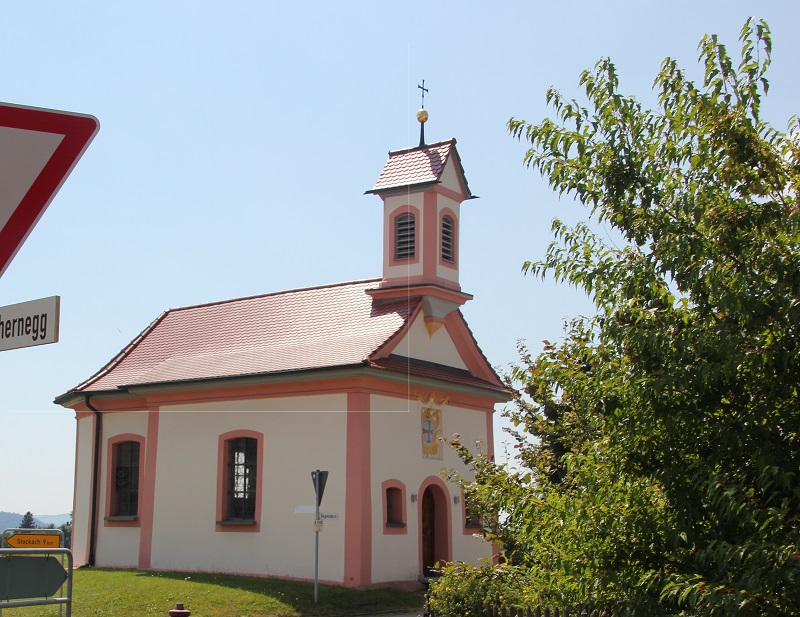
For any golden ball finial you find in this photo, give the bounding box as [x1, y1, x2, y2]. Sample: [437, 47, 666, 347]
[417, 108, 429, 123]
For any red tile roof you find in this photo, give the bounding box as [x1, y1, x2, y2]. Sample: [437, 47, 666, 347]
[69, 280, 420, 393]
[367, 139, 473, 196]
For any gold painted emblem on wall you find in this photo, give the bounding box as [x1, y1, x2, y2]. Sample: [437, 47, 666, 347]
[418, 394, 447, 459]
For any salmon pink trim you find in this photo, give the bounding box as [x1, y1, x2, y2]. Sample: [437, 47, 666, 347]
[461, 493, 483, 535]
[72, 398, 151, 413]
[438, 207, 458, 271]
[367, 283, 471, 305]
[486, 411, 495, 458]
[104, 433, 145, 528]
[417, 476, 453, 574]
[388, 204, 420, 267]
[443, 312, 503, 385]
[215, 429, 264, 533]
[344, 392, 372, 586]
[422, 192, 439, 283]
[138, 408, 159, 568]
[370, 301, 424, 360]
[432, 184, 467, 203]
[66, 374, 501, 417]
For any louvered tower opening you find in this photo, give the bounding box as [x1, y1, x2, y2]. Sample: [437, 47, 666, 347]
[441, 215, 454, 262]
[395, 213, 415, 259]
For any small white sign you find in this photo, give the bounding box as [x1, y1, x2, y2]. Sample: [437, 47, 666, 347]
[294, 506, 340, 520]
[0, 296, 59, 352]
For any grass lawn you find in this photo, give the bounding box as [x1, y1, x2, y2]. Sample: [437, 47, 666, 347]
[5, 568, 425, 617]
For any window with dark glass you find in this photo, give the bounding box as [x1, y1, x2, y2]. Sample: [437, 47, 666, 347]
[386, 487, 404, 526]
[441, 215, 454, 262]
[227, 437, 257, 520]
[465, 504, 482, 529]
[395, 213, 415, 260]
[114, 441, 140, 517]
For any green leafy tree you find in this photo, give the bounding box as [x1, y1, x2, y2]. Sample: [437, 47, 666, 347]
[59, 514, 72, 549]
[19, 511, 36, 529]
[436, 19, 800, 617]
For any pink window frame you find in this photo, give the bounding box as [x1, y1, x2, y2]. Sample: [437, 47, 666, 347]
[215, 429, 264, 533]
[462, 493, 483, 535]
[417, 475, 453, 570]
[439, 208, 458, 270]
[381, 479, 408, 535]
[104, 433, 145, 528]
[390, 205, 421, 265]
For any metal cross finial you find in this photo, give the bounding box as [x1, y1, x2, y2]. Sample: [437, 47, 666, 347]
[418, 80, 429, 109]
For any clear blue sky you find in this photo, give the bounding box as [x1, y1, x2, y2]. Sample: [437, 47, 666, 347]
[1, 1, 798, 516]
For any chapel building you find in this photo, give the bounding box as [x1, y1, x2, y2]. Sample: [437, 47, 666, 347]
[55, 112, 509, 587]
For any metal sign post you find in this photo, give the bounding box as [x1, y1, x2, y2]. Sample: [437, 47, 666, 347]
[311, 470, 328, 604]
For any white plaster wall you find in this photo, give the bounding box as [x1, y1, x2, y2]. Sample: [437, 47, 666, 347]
[439, 158, 462, 195]
[391, 316, 468, 369]
[149, 394, 348, 582]
[369, 393, 493, 583]
[94, 411, 149, 567]
[71, 414, 95, 567]
[95, 527, 141, 567]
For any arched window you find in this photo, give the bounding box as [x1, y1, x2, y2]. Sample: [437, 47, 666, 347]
[216, 430, 263, 531]
[105, 434, 145, 526]
[112, 440, 140, 517]
[226, 437, 257, 521]
[441, 215, 455, 262]
[395, 213, 415, 260]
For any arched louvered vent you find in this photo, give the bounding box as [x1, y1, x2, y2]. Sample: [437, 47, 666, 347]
[441, 215, 454, 262]
[395, 213, 415, 260]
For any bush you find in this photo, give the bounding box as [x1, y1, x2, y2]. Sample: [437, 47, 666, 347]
[425, 562, 529, 617]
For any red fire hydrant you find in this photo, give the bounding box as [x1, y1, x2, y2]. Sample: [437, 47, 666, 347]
[168, 603, 191, 616]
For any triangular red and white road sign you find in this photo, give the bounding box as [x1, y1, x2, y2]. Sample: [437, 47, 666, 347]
[0, 102, 99, 278]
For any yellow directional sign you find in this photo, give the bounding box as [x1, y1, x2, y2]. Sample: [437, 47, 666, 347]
[4, 533, 61, 549]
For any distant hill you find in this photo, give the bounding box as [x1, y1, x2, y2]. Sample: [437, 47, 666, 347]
[0, 511, 71, 531]
[36, 513, 72, 527]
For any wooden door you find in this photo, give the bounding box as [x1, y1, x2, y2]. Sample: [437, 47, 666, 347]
[421, 487, 436, 576]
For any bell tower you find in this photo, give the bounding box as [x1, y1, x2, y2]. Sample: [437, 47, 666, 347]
[366, 102, 476, 334]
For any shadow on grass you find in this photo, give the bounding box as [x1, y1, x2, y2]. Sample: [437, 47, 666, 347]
[131, 569, 423, 616]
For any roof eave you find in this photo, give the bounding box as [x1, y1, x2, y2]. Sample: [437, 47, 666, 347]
[54, 360, 509, 408]
[364, 179, 440, 196]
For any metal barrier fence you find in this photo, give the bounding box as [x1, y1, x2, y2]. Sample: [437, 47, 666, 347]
[0, 547, 73, 617]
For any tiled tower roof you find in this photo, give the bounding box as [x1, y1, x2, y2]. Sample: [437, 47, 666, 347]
[367, 139, 474, 197]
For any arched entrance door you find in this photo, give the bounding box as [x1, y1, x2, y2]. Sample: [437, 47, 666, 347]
[420, 483, 449, 576]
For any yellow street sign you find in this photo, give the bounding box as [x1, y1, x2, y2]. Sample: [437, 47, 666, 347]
[4, 533, 61, 549]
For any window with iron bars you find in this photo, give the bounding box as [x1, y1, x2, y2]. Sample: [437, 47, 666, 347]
[227, 437, 257, 520]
